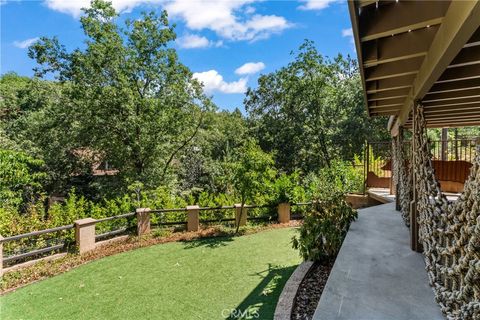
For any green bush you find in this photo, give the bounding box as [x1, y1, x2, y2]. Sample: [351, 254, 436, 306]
[292, 195, 357, 261]
[0, 149, 46, 209]
[292, 162, 359, 261]
[271, 172, 306, 205]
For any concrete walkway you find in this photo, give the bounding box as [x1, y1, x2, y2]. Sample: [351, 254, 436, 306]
[313, 203, 444, 320]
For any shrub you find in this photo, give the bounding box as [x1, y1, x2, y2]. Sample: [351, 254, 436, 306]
[293, 162, 359, 261]
[272, 172, 306, 205]
[292, 196, 357, 261]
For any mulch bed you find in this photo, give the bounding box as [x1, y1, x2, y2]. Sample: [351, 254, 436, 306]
[1, 221, 302, 294]
[291, 260, 334, 320]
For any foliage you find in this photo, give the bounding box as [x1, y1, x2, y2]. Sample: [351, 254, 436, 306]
[272, 171, 306, 204]
[292, 161, 359, 261]
[306, 160, 363, 199]
[0, 149, 46, 209]
[292, 196, 357, 261]
[229, 139, 276, 231]
[245, 40, 389, 174]
[27, 0, 212, 189]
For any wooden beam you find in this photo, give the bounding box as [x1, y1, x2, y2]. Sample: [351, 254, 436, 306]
[424, 103, 480, 114]
[422, 87, 480, 103]
[425, 113, 480, 120]
[357, 0, 377, 8]
[366, 74, 415, 94]
[427, 78, 480, 94]
[423, 96, 480, 108]
[405, 120, 480, 128]
[363, 25, 439, 67]
[436, 63, 480, 83]
[365, 56, 423, 82]
[465, 27, 480, 48]
[359, 1, 449, 42]
[448, 45, 480, 68]
[368, 87, 410, 101]
[369, 97, 405, 108]
[392, 0, 480, 135]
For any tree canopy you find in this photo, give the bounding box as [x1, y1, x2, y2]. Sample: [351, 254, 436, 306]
[27, 0, 212, 190]
[245, 40, 389, 173]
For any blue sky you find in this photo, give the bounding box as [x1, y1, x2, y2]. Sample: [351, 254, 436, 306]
[1, 0, 354, 111]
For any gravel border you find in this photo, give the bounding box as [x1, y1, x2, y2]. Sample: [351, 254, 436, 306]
[274, 260, 314, 320]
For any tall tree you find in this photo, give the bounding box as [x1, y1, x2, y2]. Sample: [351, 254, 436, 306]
[28, 0, 212, 189]
[245, 40, 388, 174]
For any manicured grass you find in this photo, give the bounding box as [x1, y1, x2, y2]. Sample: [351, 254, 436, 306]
[1, 228, 301, 320]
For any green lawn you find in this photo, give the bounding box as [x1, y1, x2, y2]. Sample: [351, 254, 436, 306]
[1, 228, 301, 320]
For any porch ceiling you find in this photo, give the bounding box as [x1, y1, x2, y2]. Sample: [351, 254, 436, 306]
[348, 0, 480, 134]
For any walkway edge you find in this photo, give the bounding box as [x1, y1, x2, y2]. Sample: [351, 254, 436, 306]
[274, 260, 314, 320]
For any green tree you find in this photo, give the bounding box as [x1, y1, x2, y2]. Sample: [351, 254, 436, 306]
[230, 139, 276, 233]
[177, 108, 248, 197]
[28, 0, 212, 190]
[245, 40, 388, 174]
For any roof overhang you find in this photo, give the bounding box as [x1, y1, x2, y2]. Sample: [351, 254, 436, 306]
[348, 0, 480, 136]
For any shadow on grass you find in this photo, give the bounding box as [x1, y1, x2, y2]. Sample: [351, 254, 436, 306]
[224, 263, 298, 320]
[181, 236, 235, 249]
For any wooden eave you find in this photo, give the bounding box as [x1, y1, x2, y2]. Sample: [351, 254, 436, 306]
[348, 0, 480, 134]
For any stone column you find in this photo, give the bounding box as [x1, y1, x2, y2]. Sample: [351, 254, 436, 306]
[278, 203, 291, 223]
[136, 208, 151, 236]
[234, 204, 248, 227]
[186, 205, 200, 232]
[74, 218, 96, 254]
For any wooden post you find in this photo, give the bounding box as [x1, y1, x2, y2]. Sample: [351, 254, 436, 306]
[395, 128, 402, 211]
[277, 203, 291, 223]
[74, 218, 96, 254]
[234, 204, 247, 227]
[136, 208, 151, 236]
[441, 128, 448, 161]
[186, 205, 200, 232]
[410, 103, 421, 252]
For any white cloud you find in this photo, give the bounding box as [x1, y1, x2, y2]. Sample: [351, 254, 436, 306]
[43, 0, 162, 18]
[176, 34, 223, 49]
[13, 37, 39, 49]
[235, 62, 265, 75]
[342, 27, 354, 45]
[298, 0, 339, 11]
[342, 28, 353, 37]
[162, 1, 292, 42]
[193, 70, 247, 94]
[177, 34, 210, 49]
[44, 0, 291, 42]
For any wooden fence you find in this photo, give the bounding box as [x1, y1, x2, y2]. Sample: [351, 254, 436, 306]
[0, 202, 311, 275]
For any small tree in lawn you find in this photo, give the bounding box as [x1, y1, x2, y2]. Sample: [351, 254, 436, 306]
[231, 139, 276, 233]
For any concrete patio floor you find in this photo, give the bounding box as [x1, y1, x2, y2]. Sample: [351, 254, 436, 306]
[313, 202, 444, 320]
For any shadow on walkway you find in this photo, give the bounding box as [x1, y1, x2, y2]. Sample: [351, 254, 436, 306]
[225, 264, 297, 320]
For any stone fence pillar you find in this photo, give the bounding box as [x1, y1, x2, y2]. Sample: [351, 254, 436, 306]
[187, 205, 200, 232]
[234, 204, 248, 227]
[278, 203, 291, 223]
[136, 208, 151, 236]
[74, 218, 97, 254]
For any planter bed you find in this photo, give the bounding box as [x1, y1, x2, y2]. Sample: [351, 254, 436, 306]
[291, 260, 333, 320]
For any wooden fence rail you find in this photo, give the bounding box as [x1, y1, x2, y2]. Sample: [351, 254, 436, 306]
[0, 202, 312, 275]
